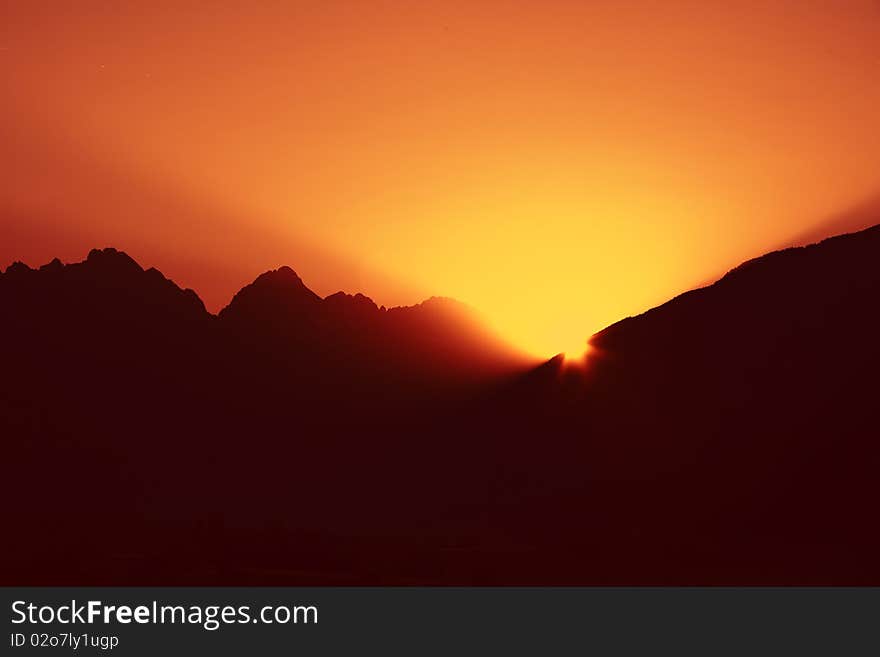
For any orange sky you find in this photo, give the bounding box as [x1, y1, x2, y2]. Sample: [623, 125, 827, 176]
[2, 1, 880, 357]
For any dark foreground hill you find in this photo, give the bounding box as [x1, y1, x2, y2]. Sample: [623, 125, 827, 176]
[1, 225, 879, 584]
[510, 224, 880, 582]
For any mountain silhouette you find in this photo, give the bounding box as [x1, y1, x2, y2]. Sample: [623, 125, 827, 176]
[503, 225, 880, 582]
[1, 225, 879, 584]
[218, 263, 528, 384]
[221, 265, 323, 322]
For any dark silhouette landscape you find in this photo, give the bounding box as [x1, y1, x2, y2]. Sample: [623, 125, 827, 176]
[2, 224, 879, 584]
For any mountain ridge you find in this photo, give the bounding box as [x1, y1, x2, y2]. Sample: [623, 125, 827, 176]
[2, 247, 509, 337]
[592, 222, 880, 350]
[2, 223, 879, 584]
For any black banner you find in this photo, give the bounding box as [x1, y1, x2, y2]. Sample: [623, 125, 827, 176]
[2, 588, 879, 655]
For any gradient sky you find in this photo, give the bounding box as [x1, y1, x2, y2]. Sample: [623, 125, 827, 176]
[3, 1, 880, 357]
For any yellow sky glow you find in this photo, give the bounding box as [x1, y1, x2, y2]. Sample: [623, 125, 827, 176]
[2, 2, 880, 357]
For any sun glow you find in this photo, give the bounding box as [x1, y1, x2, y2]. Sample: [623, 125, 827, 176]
[4, 2, 880, 361]
[561, 342, 593, 367]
